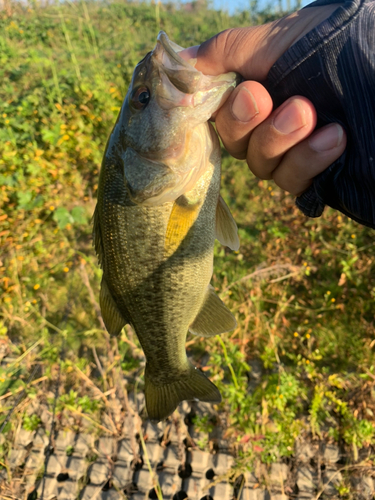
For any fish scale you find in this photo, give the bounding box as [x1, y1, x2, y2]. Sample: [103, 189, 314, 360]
[100, 159, 216, 368]
[94, 31, 240, 421]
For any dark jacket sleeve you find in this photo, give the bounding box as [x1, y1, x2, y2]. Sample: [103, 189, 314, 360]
[266, 0, 375, 229]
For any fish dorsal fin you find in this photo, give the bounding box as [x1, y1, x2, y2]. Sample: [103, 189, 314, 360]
[189, 285, 237, 337]
[165, 195, 202, 258]
[215, 195, 240, 251]
[99, 278, 128, 335]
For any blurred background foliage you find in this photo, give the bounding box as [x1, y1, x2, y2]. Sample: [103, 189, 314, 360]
[0, 0, 374, 480]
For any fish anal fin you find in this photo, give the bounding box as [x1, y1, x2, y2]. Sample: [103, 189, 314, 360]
[165, 195, 202, 257]
[145, 363, 221, 422]
[189, 285, 236, 337]
[215, 195, 240, 251]
[99, 278, 127, 335]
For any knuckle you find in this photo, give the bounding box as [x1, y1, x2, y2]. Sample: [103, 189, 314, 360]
[210, 28, 247, 64]
[220, 133, 248, 160]
[246, 156, 273, 179]
[215, 28, 236, 54]
[222, 28, 250, 66]
[231, 149, 247, 160]
[246, 129, 277, 179]
[200, 29, 232, 59]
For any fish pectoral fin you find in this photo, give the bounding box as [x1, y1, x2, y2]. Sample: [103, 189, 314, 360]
[99, 278, 128, 335]
[123, 147, 177, 205]
[165, 196, 202, 257]
[145, 362, 221, 422]
[215, 195, 240, 251]
[189, 285, 237, 337]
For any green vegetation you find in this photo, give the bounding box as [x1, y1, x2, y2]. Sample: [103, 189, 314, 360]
[0, 0, 374, 492]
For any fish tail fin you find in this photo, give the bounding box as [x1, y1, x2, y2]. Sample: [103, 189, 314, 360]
[144, 363, 221, 422]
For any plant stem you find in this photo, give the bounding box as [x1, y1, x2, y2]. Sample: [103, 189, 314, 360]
[217, 336, 239, 390]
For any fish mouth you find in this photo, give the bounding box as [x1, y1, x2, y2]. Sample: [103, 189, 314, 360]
[152, 31, 238, 106]
[156, 31, 191, 71]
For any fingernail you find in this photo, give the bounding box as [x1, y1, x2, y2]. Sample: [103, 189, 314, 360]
[309, 124, 344, 152]
[273, 99, 306, 134]
[231, 87, 259, 122]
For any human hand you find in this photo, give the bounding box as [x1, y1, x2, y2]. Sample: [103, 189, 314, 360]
[180, 6, 347, 197]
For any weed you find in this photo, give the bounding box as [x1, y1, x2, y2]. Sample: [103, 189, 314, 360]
[22, 414, 41, 431]
[65, 445, 74, 456]
[0, 1, 374, 496]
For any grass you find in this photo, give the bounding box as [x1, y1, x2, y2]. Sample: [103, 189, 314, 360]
[0, 0, 375, 495]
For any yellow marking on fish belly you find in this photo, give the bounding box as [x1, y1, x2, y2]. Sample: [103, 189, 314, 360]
[165, 197, 201, 257]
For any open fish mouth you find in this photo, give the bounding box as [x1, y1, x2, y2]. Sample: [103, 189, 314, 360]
[120, 31, 240, 204]
[152, 31, 239, 108]
[156, 31, 193, 72]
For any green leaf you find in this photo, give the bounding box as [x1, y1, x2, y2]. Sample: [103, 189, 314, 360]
[53, 207, 74, 229]
[71, 206, 87, 225]
[17, 191, 32, 208]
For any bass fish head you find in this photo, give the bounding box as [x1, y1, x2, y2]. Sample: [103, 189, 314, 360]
[110, 32, 238, 205]
[121, 31, 237, 157]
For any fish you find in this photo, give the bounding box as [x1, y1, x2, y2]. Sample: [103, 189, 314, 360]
[93, 31, 240, 422]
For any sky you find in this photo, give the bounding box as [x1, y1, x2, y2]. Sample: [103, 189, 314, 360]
[201, 0, 312, 15]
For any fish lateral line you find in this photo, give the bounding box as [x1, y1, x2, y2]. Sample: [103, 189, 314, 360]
[94, 30, 240, 421]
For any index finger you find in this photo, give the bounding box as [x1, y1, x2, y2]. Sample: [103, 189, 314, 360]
[179, 6, 340, 80]
[179, 28, 270, 80]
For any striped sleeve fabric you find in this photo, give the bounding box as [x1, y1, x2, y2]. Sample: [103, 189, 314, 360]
[266, 0, 375, 229]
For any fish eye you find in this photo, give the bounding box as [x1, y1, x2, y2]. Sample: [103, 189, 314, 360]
[131, 86, 150, 109]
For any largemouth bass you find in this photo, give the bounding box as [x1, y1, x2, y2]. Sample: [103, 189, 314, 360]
[93, 32, 240, 421]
